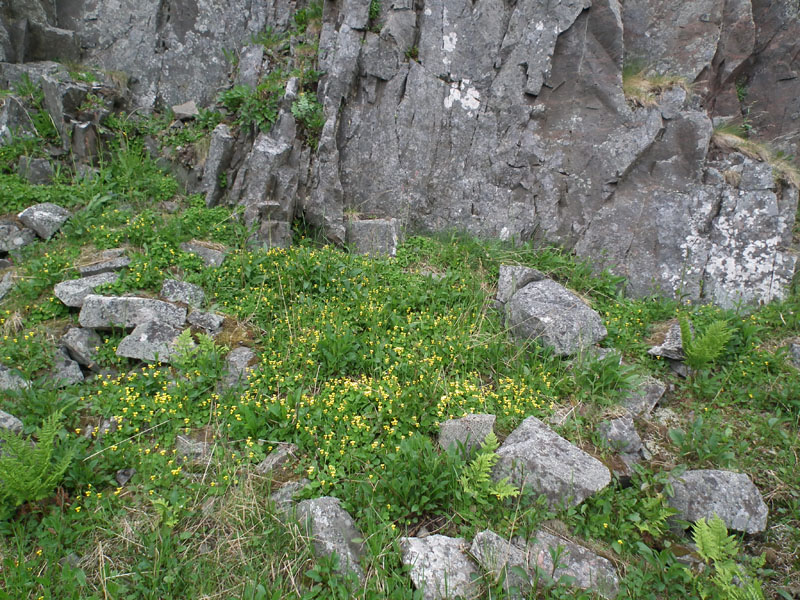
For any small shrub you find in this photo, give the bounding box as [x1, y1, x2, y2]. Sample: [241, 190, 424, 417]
[291, 92, 325, 149]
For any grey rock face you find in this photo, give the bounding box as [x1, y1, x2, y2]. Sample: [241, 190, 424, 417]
[79, 295, 187, 329]
[77, 249, 130, 277]
[116, 321, 186, 362]
[202, 124, 236, 208]
[160, 279, 205, 308]
[61, 327, 101, 368]
[51, 347, 84, 387]
[522, 530, 620, 599]
[621, 376, 666, 417]
[0, 271, 15, 301]
[505, 280, 607, 356]
[399, 535, 480, 600]
[54, 272, 119, 307]
[438, 414, 495, 455]
[470, 530, 531, 597]
[256, 443, 299, 476]
[17, 202, 70, 239]
[668, 469, 768, 534]
[0, 409, 24, 434]
[0, 365, 30, 391]
[0, 220, 36, 254]
[179, 241, 227, 268]
[345, 218, 402, 257]
[218, 346, 256, 390]
[296, 496, 365, 581]
[494, 416, 611, 508]
[496, 265, 546, 306]
[0, 96, 35, 142]
[187, 310, 224, 336]
[17, 156, 53, 184]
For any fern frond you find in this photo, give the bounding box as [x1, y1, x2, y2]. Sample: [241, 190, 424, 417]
[692, 515, 738, 563]
[680, 317, 733, 371]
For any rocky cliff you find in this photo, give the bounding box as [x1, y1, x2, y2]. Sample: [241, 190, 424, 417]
[1, 0, 798, 307]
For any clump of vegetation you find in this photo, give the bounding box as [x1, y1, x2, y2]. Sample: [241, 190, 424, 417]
[291, 91, 325, 148]
[621, 61, 689, 107]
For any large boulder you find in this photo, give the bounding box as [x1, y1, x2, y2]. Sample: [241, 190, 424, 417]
[493, 416, 611, 508]
[505, 280, 607, 356]
[668, 469, 768, 534]
[78, 295, 187, 329]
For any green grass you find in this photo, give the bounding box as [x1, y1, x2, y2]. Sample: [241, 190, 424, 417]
[1, 107, 799, 599]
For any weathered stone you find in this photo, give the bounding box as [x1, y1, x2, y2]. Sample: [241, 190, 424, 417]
[17, 156, 53, 184]
[116, 321, 187, 363]
[505, 280, 607, 356]
[202, 124, 236, 208]
[270, 478, 310, 514]
[0, 365, 30, 391]
[494, 416, 611, 508]
[399, 535, 480, 600]
[0, 409, 24, 434]
[187, 310, 224, 336]
[621, 376, 666, 417]
[235, 45, 264, 89]
[648, 322, 686, 361]
[79, 295, 187, 329]
[160, 279, 205, 308]
[438, 413, 495, 455]
[77, 249, 130, 277]
[61, 327, 101, 368]
[0, 220, 36, 254]
[180, 241, 227, 267]
[218, 346, 256, 390]
[597, 416, 642, 455]
[176, 433, 213, 466]
[470, 530, 531, 597]
[345, 218, 402, 257]
[172, 100, 198, 120]
[0, 271, 15, 301]
[521, 530, 620, 599]
[789, 343, 800, 369]
[54, 272, 119, 307]
[51, 348, 84, 387]
[17, 203, 70, 240]
[296, 496, 365, 581]
[255, 443, 299, 476]
[0, 96, 35, 142]
[70, 121, 100, 164]
[668, 469, 768, 534]
[12, 20, 81, 63]
[115, 468, 135, 486]
[496, 265, 546, 306]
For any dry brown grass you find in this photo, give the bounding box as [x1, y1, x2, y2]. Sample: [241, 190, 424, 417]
[711, 128, 800, 188]
[622, 64, 690, 108]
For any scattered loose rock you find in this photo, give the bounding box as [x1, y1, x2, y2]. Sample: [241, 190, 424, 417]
[79, 295, 187, 329]
[0, 271, 15, 301]
[494, 416, 611, 508]
[621, 376, 666, 417]
[77, 249, 131, 277]
[115, 468, 136, 486]
[180, 241, 227, 267]
[270, 478, 310, 514]
[0, 219, 36, 254]
[218, 346, 256, 390]
[256, 443, 298, 476]
[0, 409, 24, 434]
[17, 156, 54, 185]
[54, 272, 119, 307]
[505, 280, 607, 356]
[176, 434, 213, 466]
[51, 348, 84, 387]
[187, 310, 224, 336]
[160, 279, 205, 307]
[668, 469, 768, 534]
[438, 413, 495, 455]
[61, 327, 101, 368]
[470, 530, 531, 597]
[399, 535, 480, 600]
[17, 202, 71, 239]
[0, 365, 30, 391]
[116, 321, 187, 363]
[172, 100, 199, 120]
[496, 265, 546, 306]
[296, 496, 366, 581]
[648, 322, 686, 361]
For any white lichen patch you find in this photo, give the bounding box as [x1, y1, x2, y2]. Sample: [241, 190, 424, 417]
[444, 79, 481, 114]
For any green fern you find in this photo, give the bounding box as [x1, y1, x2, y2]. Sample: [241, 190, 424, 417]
[692, 515, 738, 562]
[679, 316, 733, 371]
[459, 431, 520, 503]
[0, 411, 75, 511]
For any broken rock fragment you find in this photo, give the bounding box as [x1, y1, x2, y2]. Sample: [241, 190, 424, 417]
[296, 496, 365, 581]
[18, 202, 71, 239]
[399, 534, 480, 600]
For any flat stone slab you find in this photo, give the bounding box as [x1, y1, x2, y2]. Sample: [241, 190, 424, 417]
[160, 279, 205, 307]
[494, 416, 611, 508]
[79, 295, 187, 329]
[51, 348, 84, 387]
[218, 346, 256, 390]
[668, 469, 768, 534]
[187, 310, 224, 335]
[505, 280, 607, 356]
[77, 248, 131, 276]
[438, 413, 495, 455]
[0, 365, 30, 391]
[621, 376, 666, 417]
[296, 496, 365, 581]
[345, 218, 402, 257]
[0, 220, 36, 253]
[116, 321, 186, 363]
[61, 327, 101, 368]
[399, 535, 480, 600]
[648, 322, 686, 361]
[180, 241, 227, 267]
[18, 202, 71, 239]
[520, 530, 619, 599]
[255, 443, 298, 475]
[54, 272, 119, 307]
[0, 409, 24, 434]
[496, 265, 546, 305]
